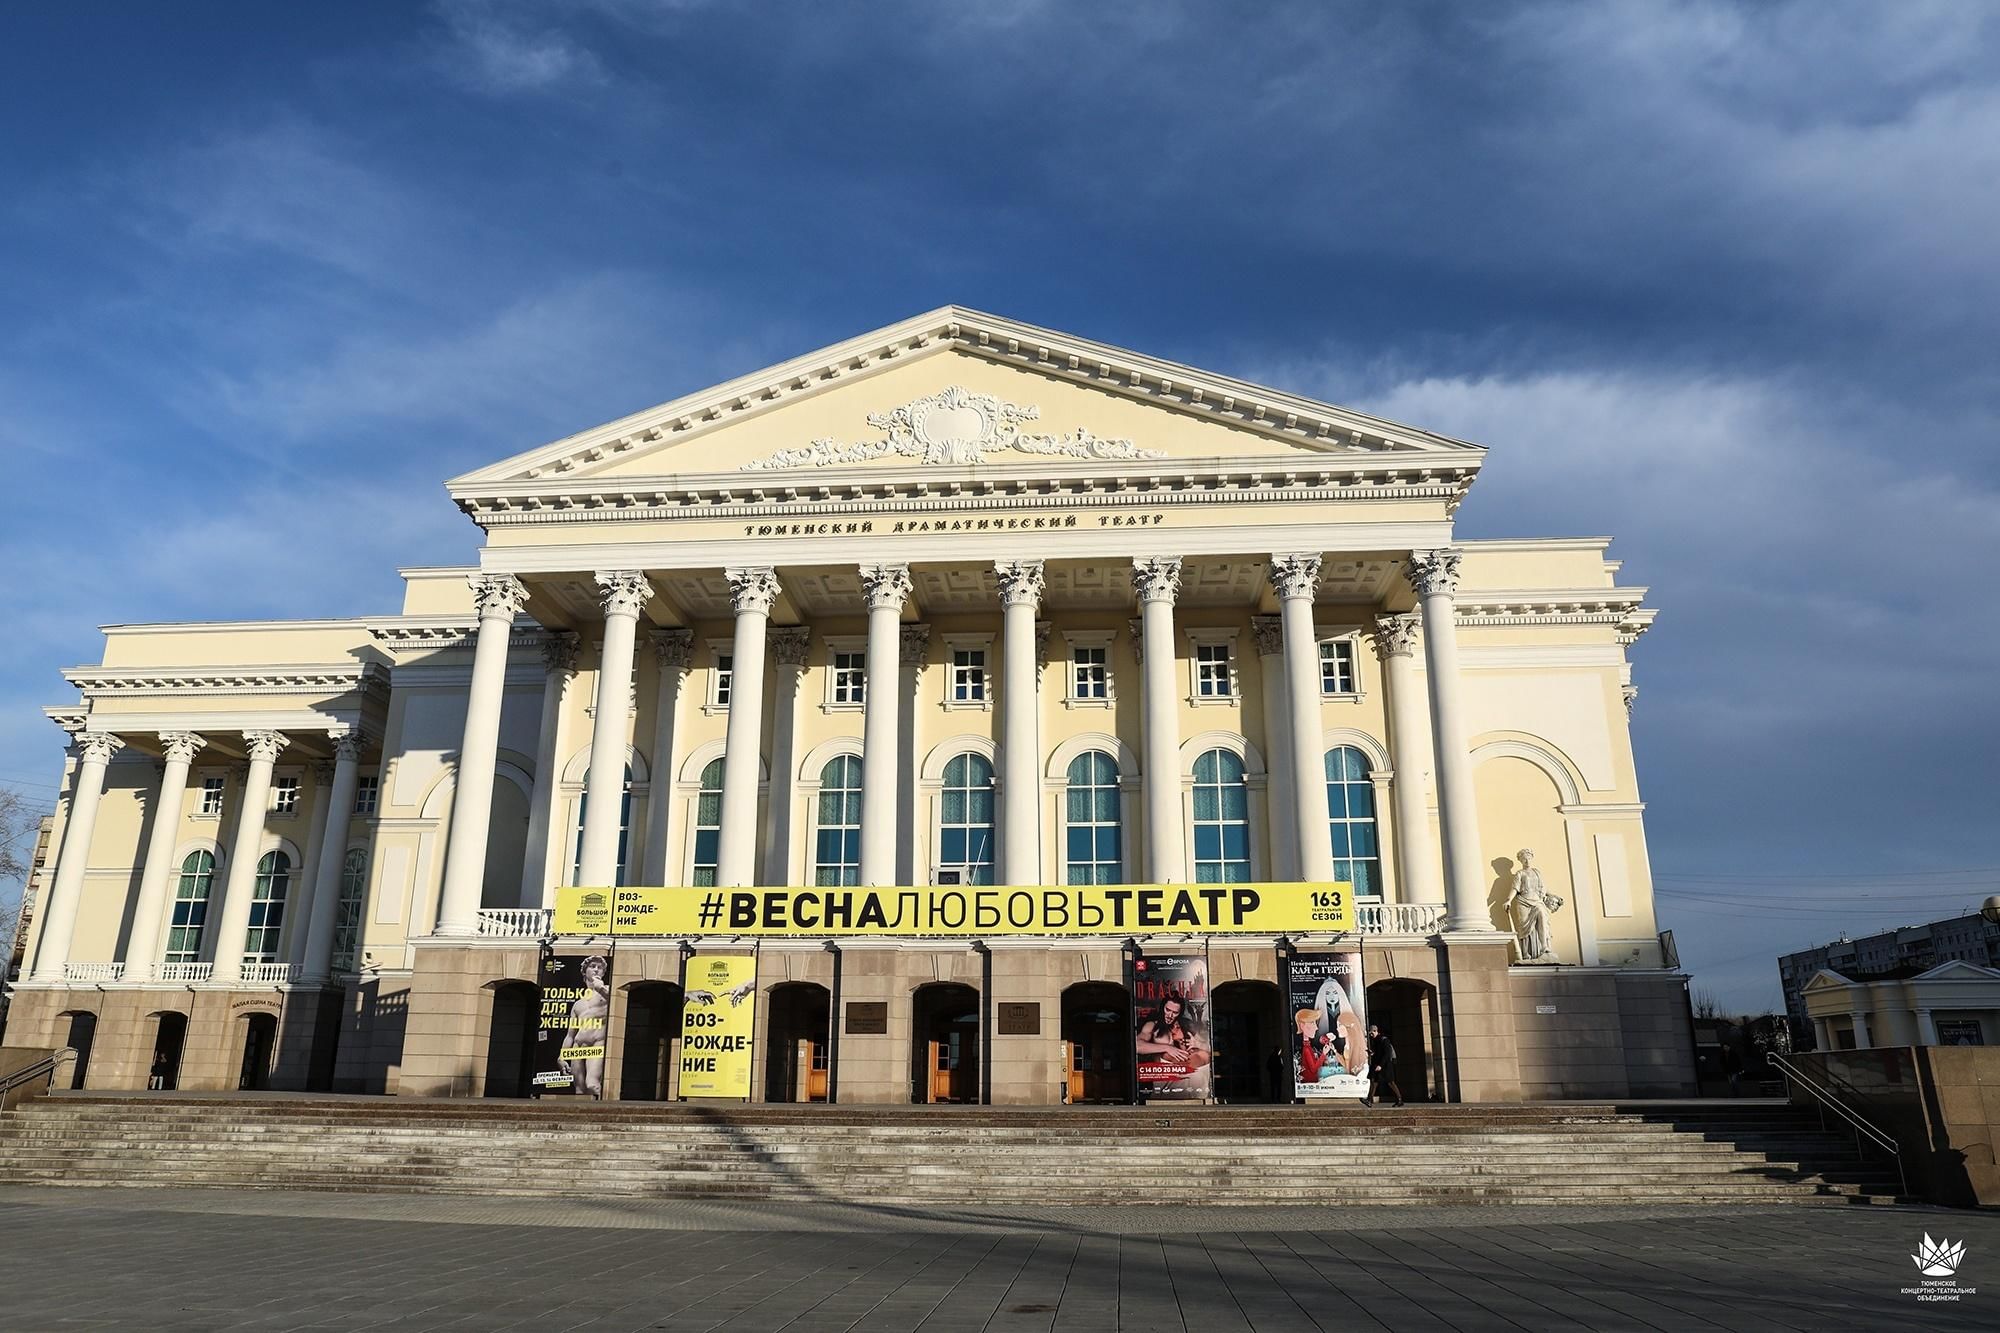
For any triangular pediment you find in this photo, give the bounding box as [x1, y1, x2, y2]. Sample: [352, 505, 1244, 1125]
[449, 306, 1481, 494]
[1915, 959, 2000, 983]
[1801, 969, 1854, 992]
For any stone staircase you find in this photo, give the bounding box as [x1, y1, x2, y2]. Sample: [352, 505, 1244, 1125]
[0, 1095, 1910, 1206]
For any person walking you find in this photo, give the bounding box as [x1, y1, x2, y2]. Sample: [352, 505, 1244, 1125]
[1360, 1023, 1404, 1108]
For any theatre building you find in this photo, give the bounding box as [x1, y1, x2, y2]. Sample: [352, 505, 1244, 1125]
[6, 308, 1692, 1104]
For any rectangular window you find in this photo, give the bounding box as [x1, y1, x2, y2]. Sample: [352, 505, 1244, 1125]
[272, 777, 299, 815]
[1195, 643, 1233, 698]
[1071, 647, 1109, 701]
[1320, 639, 1357, 694]
[951, 649, 987, 703]
[199, 776, 225, 816]
[714, 653, 734, 707]
[832, 650, 867, 706]
[352, 774, 379, 816]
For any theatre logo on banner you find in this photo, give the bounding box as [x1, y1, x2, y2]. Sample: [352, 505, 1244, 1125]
[1133, 954, 1211, 1101]
[1287, 950, 1367, 1099]
[679, 955, 756, 1099]
[534, 950, 611, 1098]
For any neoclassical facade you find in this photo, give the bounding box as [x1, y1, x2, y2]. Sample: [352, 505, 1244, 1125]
[7, 308, 1690, 1102]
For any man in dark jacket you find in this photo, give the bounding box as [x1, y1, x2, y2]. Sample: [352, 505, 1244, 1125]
[1360, 1024, 1404, 1107]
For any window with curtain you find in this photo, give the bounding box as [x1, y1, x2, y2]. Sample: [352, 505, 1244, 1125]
[1192, 748, 1250, 883]
[814, 755, 863, 886]
[165, 850, 214, 962]
[936, 753, 995, 884]
[571, 764, 635, 886]
[1064, 751, 1122, 885]
[1325, 746, 1382, 898]
[245, 851, 290, 962]
[330, 848, 367, 973]
[690, 758, 724, 886]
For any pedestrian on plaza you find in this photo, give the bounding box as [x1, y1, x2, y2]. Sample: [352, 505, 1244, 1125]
[1722, 1043, 1743, 1096]
[147, 1052, 169, 1091]
[1360, 1024, 1403, 1108]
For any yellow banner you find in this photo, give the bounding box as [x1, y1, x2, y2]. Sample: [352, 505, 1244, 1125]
[678, 954, 756, 1099]
[555, 882, 1353, 937]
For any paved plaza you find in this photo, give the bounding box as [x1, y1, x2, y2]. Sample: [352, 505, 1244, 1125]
[0, 1186, 1991, 1331]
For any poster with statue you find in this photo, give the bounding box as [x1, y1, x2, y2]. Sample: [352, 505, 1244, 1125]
[533, 951, 611, 1098]
[1286, 951, 1368, 1099]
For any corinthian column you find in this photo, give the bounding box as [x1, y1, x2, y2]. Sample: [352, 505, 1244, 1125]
[437, 574, 528, 934]
[521, 631, 578, 905]
[1372, 614, 1444, 906]
[639, 628, 692, 886]
[1271, 554, 1335, 882]
[212, 730, 289, 980]
[761, 626, 811, 884]
[1133, 557, 1186, 883]
[128, 731, 206, 972]
[995, 561, 1045, 885]
[299, 732, 364, 984]
[858, 564, 911, 886]
[579, 571, 654, 887]
[1408, 550, 1487, 931]
[1250, 618, 1295, 881]
[30, 731, 123, 982]
[717, 567, 779, 887]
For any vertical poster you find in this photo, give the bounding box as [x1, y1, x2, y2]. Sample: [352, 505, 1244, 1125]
[679, 954, 757, 1098]
[534, 952, 612, 1098]
[1287, 950, 1368, 1099]
[1132, 954, 1211, 1100]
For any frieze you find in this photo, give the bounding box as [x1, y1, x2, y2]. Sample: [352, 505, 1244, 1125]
[740, 385, 1167, 471]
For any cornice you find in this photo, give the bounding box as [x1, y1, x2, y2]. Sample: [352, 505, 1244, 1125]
[366, 618, 548, 653]
[1453, 589, 1655, 638]
[60, 663, 391, 700]
[447, 306, 1485, 495]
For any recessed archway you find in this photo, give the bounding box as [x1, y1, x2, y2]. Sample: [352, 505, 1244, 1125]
[911, 982, 980, 1105]
[1212, 980, 1286, 1104]
[1060, 982, 1131, 1104]
[764, 982, 832, 1104]
[482, 981, 537, 1098]
[618, 981, 682, 1102]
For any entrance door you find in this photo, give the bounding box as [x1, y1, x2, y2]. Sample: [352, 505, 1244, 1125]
[619, 982, 683, 1101]
[1061, 982, 1131, 1103]
[483, 981, 536, 1098]
[237, 1013, 276, 1090]
[765, 983, 831, 1103]
[1365, 979, 1436, 1102]
[1212, 981, 1285, 1103]
[149, 1012, 188, 1091]
[911, 983, 979, 1104]
[62, 1011, 97, 1090]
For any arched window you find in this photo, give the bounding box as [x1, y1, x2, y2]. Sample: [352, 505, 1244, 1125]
[690, 758, 724, 886]
[936, 753, 995, 885]
[1064, 751, 1122, 885]
[245, 851, 290, 962]
[1192, 748, 1250, 883]
[814, 755, 863, 886]
[165, 850, 214, 963]
[571, 764, 635, 886]
[1325, 746, 1382, 899]
[330, 848, 367, 973]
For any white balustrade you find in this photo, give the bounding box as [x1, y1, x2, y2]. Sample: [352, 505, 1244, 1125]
[152, 962, 213, 983]
[1356, 902, 1446, 935]
[61, 962, 124, 983]
[237, 961, 297, 985]
[476, 908, 552, 938]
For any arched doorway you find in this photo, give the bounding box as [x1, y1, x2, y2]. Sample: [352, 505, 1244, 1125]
[618, 981, 682, 1101]
[149, 1012, 188, 1091]
[60, 1011, 97, 1090]
[911, 982, 979, 1104]
[1212, 981, 1286, 1103]
[483, 981, 537, 1098]
[1060, 982, 1131, 1104]
[765, 982, 832, 1103]
[236, 1012, 277, 1090]
[1366, 978, 1440, 1102]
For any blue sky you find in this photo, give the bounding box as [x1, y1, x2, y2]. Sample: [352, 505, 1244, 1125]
[3, 2, 1996, 1011]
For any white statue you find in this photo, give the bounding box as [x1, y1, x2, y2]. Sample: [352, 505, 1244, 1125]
[1507, 848, 1565, 963]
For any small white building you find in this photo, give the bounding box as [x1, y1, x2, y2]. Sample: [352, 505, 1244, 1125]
[1802, 961, 2000, 1050]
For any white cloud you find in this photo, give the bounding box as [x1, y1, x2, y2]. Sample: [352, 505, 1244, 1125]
[433, 0, 607, 95]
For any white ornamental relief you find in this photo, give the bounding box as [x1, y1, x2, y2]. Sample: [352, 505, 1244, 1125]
[740, 385, 1168, 470]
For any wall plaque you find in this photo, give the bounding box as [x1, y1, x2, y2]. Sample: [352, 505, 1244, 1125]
[997, 1002, 1040, 1035]
[845, 1001, 889, 1035]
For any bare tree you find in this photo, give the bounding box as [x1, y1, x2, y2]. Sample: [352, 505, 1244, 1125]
[1691, 988, 1722, 1020]
[0, 788, 43, 972]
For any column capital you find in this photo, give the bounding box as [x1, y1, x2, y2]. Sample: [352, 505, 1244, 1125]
[1250, 615, 1285, 658]
[75, 732, 123, 764]
[859, 562, 913, 611]
[311, 759, 338, 784]
[158, 731, 207, 764]
[648, 626, 693, 673]
[542, 629, 582, 675]
[1267, 553, 1322, 602]
[331, 730, 367, 762]
[468, 572, 529, 621]
[595, 570, 655, 619]
[1131, 556, 1182, 605]
[1405, 548, 1464, 598]
[899, 622, 931, 666]
[994, 560, 1045, 609]
[769, 625, 811, 669]
[242, 730, 290, 764]
[1621, 683, 1639, 716]
[1369, 612, 1422, 660]
[725, 566, 781, 615]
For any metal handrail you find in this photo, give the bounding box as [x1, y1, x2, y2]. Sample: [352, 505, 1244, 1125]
[1767, 1051, 1908, 1197]
[0, 1049, 77, 1104]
